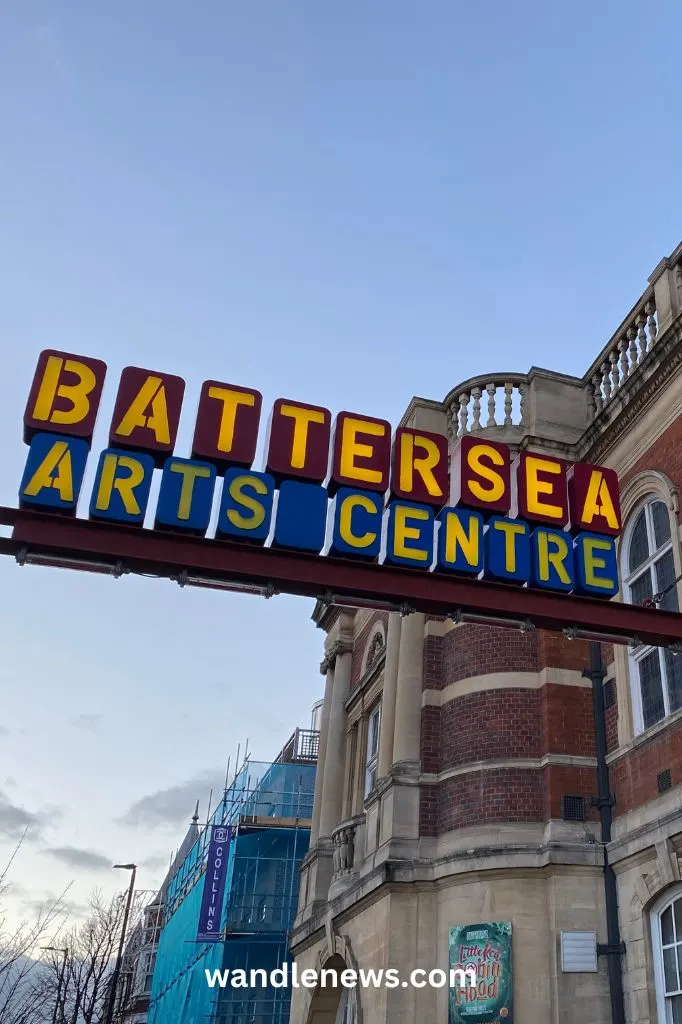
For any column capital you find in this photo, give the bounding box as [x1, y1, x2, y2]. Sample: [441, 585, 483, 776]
[320, 639, 354, 673]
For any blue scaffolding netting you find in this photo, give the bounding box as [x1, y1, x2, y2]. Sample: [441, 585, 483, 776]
[148, 759, 315, 1024]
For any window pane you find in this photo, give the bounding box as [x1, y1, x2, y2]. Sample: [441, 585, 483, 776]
[653, 500, 672, 550]
[663, 906, 675, 945]
[675, 899, 682, 941]
[640, 650, 666, 728]
[664, 945, 679, 992]
[665, 650, 682, 714]
[656, 551, 680, 613]
[630, 570, 654, 606]
[628, 510, 650, 574]
[672, 993, 682, 1024]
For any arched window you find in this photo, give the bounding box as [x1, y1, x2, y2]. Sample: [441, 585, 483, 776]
[624, 497, 682, 731]
[335, 988, 358, 1024]
[651, 888, 682, 1022]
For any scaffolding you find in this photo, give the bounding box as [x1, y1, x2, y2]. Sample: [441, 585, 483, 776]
[147, 741, 316, 1024]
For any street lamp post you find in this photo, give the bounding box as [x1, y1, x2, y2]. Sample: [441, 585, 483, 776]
[41, 946, 68, 1024]
[104, 863, 137, 1024]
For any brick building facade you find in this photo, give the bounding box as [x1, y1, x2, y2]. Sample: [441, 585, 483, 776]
[290, 240, 682, 1024]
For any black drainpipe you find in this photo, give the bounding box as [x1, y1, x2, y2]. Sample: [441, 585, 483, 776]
[584, 640, 626, 1024]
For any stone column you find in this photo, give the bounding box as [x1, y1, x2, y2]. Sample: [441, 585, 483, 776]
[318, 641, 353, 838]
[392, 612, 425, 766]
[309, 658, 334, 846]
[377, 612, 402, 778]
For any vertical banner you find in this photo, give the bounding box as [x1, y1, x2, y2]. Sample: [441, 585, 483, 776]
[197, 825, 232, 941]
[448, 922, 513, 1024]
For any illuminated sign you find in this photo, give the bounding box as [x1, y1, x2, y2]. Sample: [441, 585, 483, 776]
[18, 350, 623, 597]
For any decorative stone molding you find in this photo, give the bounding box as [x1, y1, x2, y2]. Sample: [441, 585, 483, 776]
[331, 819, 359, 877]
[320, 639, 354, 674]
[619, 469, 680, 521]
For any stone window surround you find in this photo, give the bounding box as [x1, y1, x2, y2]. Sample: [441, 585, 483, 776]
[616, 470, 682, 744]
[650, 884, 682, 1023]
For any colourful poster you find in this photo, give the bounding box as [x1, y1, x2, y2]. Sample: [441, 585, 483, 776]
[448, 922, 513, 1024]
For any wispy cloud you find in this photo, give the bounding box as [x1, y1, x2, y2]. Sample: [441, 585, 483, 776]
[0, 790, 60, 842]
[117, 771, 222, 830]
[41, 846, 112, 873]
[71, 714, 104, 734]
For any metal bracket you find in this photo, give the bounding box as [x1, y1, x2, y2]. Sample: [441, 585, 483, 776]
[399, 602, 416, 617]
[597, 941, 626, 957]
[590, 794, 616, 809]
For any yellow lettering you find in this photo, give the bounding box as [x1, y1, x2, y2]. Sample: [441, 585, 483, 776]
[339, 494, 378, 549]
[525, 457, 564, 519]
[493, 520, 526, 572]
[23, 441, 74, 501]
[280, 404, 326, 470]
[581, 470, 620, 530]
[537, 531, 571, 584]
[443, 511, 480, 567]
[208, 387, 255, 453]
[227, 475, 267, 531]
[467, 444, 506, 503]
[340, 418, 386, 485]
[392, 505, 430, 562]
[32, 356, 97, 427]
[116, 376, 170, 443]
[95, 454, 146, 515]
[169, 462, 211, 521]
[584, 536, 616, 590]
[399, 433, 443, 498]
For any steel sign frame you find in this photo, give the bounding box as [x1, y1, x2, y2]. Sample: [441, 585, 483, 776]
[2, 505, 682, 649]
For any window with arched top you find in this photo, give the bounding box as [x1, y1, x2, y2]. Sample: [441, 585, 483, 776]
[623, 497, 682, 732]
[651, 887, 682, 1022]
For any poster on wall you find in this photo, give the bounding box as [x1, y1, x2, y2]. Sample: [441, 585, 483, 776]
[448, 922, 513, 1024]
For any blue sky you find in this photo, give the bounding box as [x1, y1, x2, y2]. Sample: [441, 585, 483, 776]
[0, 0, 681, 925]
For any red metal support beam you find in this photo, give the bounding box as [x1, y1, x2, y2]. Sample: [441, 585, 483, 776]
[2, 505, 682, 648]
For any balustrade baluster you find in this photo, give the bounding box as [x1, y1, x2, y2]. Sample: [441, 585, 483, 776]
[471, 387, 482, 431]
[591, 373, 603, 415]
[486, 383, 497, 427]
[609, 350, 620, 394]
[518, 382, 527, 425]
[458, 394, 469, 436]
[646, 302, 657, 350]
[503, 382, 513, 425]
[619, 337, 629, 383]
[627, 326, 639, 373]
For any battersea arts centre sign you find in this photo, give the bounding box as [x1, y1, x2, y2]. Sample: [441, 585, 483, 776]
[17, 350, 623, 597]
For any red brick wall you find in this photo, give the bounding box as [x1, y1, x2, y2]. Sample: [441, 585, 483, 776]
[543, 765, 599, 821]
[611, 716, 682, 814]
[618, 415, 682, 515]
[441, 624, 538, 683]
[436, 769, 544, 831]
[421, 706, 440, 774]
[423, 634, 443, 691]
[541, 684, 595, 758]
[440, 690, 541, 768]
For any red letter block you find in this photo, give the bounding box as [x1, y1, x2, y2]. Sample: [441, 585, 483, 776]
[23, 350, 107, 444]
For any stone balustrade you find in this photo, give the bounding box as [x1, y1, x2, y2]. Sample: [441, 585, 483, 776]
[445, 374, 529, 440]
[585, 289, 658, 419]
[443, 242, 682, 442]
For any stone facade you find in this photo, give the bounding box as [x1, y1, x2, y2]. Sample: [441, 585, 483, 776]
[290, 241, 682, 1024]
